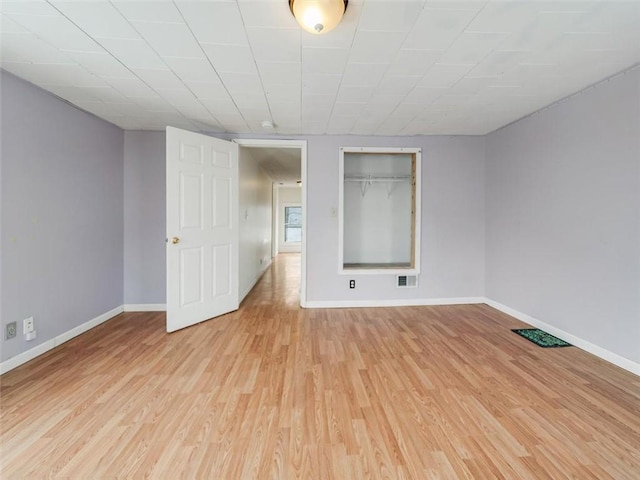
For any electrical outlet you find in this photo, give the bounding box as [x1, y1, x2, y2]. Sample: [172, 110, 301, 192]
[23, 317, 35, 334]
[5, 322, 17, 340]
[349, 279, 355, 289]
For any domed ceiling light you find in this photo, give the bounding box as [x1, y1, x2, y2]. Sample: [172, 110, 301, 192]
[289, 0, 348, 34]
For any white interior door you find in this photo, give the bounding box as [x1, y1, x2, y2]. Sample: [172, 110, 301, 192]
[166, 127, 239, 332]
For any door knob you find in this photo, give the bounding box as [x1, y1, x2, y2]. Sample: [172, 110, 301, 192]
[171, 237, 180, 244]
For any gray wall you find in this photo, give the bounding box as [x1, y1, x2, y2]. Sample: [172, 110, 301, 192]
[485, 68, 640, 364]
[1, 71, 124, 362]
[307, 135, 486, 303]
[124, 131, 166, 305]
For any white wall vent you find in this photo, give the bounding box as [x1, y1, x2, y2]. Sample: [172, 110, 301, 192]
[396, 275, 418, 288]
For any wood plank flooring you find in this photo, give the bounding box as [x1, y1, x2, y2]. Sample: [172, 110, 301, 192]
[1, 253, 639, 478]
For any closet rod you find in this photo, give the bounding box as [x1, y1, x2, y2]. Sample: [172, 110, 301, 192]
[344, 174, 411, 183]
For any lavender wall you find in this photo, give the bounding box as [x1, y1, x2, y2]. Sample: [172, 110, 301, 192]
[121, 133, 486, 306]
[485, 68, 640, 365]
[1, 70, 124, 363]
[124, 131, 166, 305]
[306, 135, 486, 304]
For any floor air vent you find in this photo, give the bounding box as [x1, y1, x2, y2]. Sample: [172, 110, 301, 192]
[397, 275, 418, 288]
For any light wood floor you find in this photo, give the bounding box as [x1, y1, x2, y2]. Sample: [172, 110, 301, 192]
[1, 254, 639, 479]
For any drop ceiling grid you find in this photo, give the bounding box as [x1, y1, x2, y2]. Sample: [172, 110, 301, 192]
[0, 0, 638, 135]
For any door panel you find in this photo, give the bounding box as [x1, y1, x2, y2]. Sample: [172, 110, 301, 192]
[167, 127, 239, 332]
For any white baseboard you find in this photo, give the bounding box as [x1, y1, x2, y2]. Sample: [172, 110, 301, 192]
[123, 304, 166, 312]
[0, 305, 124, 375]
[484, 298, 640, 377]
[304, 297, 485, 309]
[240, 259, 273, 302]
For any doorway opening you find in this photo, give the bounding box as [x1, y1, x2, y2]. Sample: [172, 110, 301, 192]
[235, 139, 307, 307]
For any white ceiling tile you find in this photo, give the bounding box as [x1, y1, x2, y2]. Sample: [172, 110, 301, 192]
[49, 1, 140, 39]
[214, 110, 247, 124]
[103, 77, 158, 97]
[301, 120, 328, 134]
[234, 92, 269, 111]
[302, 47, 349, 74]
[341, 63, 387, 86]
[271, 113, 301, 127]
[0, 1, 61, 16]
[131, 68, 183, 90]
[367, 93, 405, 109]
[437, 32, 508, 65]
[403, 86, 446, 104]
[467, 50, 531, 78]
[498, 11, 583, 52]
[246, 27, 300, 63]
[258, 62, 300, 86]
[218, 72, 263, 94]
[336, 85, 375, 103]
[358, 1, 425, 31]
[430, 94, 475, 107]
[127, 95, 173, 111]
[2, 0, 638, 133]
[63, 51, 133, 78]
[389, 49, 442, 76]
[403, 7, 479, 50]
[238, 1, 298, 28]
[154, 87, 198, 106]
[1, 32, 75, 64]
[466, 2, 538, 33]
[201, 44, 257, 74]
[97, 37, 166, 69]
[450, 76, 501, 95]
[163, 56, 221, 84]
[184, 81, 228, 101]
[419, 63, 474, 88]
[375, 75, 420, 96]
[175, 103, 215, 119]
[175, 2, 248, 45]
[112, 1, 184, 23]
[302, 104, 333, 119]
[327, 116, 357, 134]
[1, 14, 30, 34]
[302, 74, 341, 94]
[131, 21, 203, 58]
[349, 30, 406, 63]
[265, 84, 300, 103]
[4, 62, 105, 87]
[388, 102, 425, 118]
[200, 97, 241, 115]
[4, 12, 104, 52]
[331, 102, 366, 116]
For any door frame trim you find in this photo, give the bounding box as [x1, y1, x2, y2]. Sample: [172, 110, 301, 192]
[233, 139, 308, 307]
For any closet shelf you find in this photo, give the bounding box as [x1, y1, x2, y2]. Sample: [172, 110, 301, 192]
[344, 174, 411, 183]
[344, 174, 411, 197]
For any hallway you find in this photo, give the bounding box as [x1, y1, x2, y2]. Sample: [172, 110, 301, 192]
[244, 253, 301, 308]
[1, 254, 639, 478]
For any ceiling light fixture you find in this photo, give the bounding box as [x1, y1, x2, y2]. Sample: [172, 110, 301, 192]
[289, 0, 348, 35]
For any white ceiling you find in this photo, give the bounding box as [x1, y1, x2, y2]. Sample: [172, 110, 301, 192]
[1, 1, 638, 135]
[242, 146, 301, 183]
